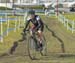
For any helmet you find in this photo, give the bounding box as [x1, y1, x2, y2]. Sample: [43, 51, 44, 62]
[28, 9, 35, 15]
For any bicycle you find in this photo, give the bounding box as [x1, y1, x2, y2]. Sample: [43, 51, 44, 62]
[21, 29, 47, 60]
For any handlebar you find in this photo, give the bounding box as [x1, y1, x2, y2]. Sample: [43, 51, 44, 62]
[21, 29, 29, 37]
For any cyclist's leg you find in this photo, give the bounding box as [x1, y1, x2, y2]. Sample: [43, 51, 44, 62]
[37, 30, 43, 46]
[29, 26, 39, 51]
[30, 24, 35, 36]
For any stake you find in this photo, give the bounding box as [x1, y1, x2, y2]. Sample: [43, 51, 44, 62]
[0, 17, 3, 43]
[72, 21, 74, 33]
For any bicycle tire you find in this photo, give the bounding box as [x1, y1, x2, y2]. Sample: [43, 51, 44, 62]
[28, 36, 37, 60]
[40, 35, 47, 56]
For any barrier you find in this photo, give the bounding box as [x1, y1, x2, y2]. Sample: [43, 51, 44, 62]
[57, 13, 75, 33]
[0, 17, 3, 42]
[45, 9, 55, 16]
[0, 11, 27, 43]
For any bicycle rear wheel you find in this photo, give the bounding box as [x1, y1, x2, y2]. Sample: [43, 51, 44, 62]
[28, 36, 37, 60]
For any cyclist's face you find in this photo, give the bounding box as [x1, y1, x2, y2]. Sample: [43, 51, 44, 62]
[30, 14, 35, 19]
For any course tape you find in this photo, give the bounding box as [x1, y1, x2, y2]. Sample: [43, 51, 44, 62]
[0, 18, 17, 22]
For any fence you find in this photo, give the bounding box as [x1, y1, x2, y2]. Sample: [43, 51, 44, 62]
[0, 11, 27, 43]
[57, 13, 75, 33]
[45, 9, 55, 16]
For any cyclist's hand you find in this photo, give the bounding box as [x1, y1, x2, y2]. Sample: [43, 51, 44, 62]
[21, 32, 27, 40]
[23, 28, 26, 33]
[24, 32, 26, 36]
[21, 32, 26, 36]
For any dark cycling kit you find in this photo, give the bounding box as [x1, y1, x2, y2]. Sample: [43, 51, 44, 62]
[24, 15, 44, 32]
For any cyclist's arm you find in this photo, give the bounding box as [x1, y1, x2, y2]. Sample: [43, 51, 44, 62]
[24, 21, 29, 29]
[24, 17, 31, 32]
[37, 20, 41, 29]
[35, 16, 42, 30]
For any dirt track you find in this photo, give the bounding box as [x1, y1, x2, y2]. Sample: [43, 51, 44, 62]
[0, 16, 75, 63]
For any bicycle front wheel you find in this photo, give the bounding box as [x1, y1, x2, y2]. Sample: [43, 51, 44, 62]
[40, 35, 47, 56]
[28, 36, 37, 60]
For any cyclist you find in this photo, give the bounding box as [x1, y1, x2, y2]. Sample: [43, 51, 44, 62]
[23, 9, 44, 50]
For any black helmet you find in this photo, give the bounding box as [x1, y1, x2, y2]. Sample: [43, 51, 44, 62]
[28, 9, 35, 15]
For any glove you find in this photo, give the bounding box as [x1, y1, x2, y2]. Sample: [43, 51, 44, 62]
[22, 29, 26, 37]
[22, 32, 26, 40]
[23, 28, 26, 33]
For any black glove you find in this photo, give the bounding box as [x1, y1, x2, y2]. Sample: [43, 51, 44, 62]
[23, 28, 26, 33]
[21, 32, 26, 40]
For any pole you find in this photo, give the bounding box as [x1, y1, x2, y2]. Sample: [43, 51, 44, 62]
[7, 16, 9, 36]
[6, 0, 9, 36]
[14, 17, 17, 32]
[6, 0, 8, 25]
[72, 21, 74, 33]
[18, 0, 21, 30]
[18, 16, 20, 30]
[0, 17, 3, 42]
[12, 0, 16, 15]
[56, 0, 58, 16]
[67, 19, 69, 30]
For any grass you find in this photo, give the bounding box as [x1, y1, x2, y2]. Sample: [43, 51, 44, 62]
[63, 13, 75, 21]
[40, 15, 75, 53]
[0, 29, 22, 54]
[0, 15, 24, 35]
[19, 5, 43, 9]
[0, 7, 12, 10]
[0, 15, 24, 54]
[0, 15, 75, 63]
[59, 13, 75, 32]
